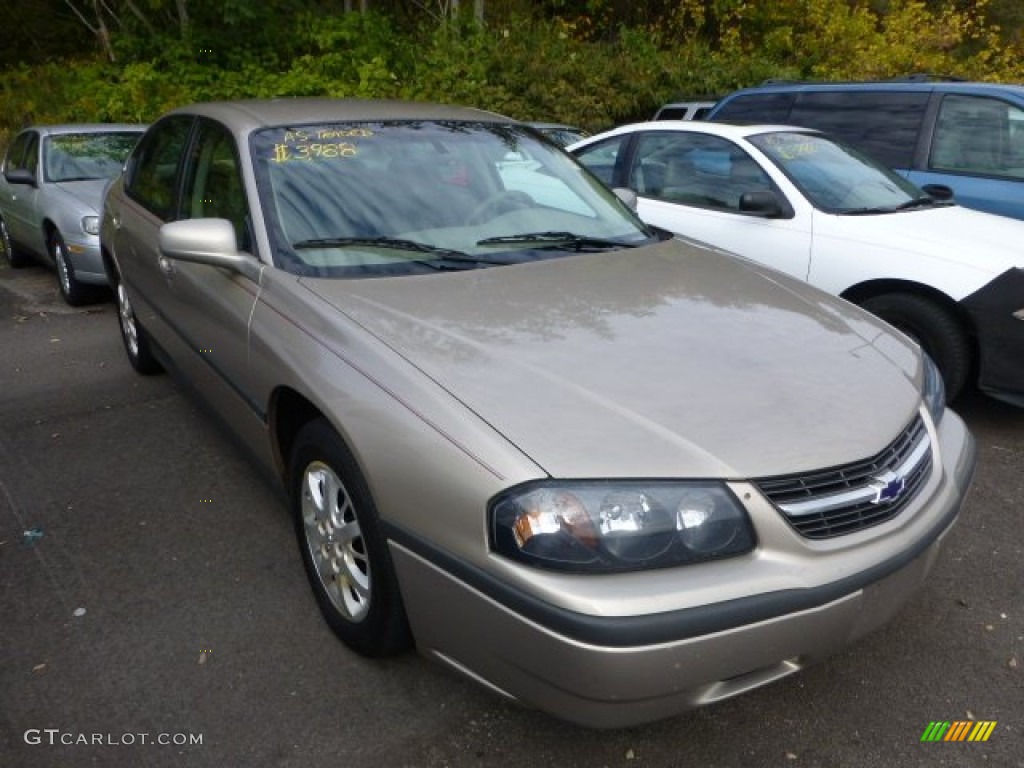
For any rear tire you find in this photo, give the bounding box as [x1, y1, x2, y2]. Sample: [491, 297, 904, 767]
[1, 215, 29, 268]
[289, 418, 412, 658]
[860, 293, 971, 401]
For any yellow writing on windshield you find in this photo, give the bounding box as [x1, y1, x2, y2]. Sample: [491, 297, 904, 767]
[271, 128, 374, 163]
[272, 142, 359, 163]
[765, 135, 819, 160]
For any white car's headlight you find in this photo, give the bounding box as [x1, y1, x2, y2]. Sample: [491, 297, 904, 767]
[82, 216, 100, 235]
[922, 353, 946, 425]
[490, 481, 755, 572]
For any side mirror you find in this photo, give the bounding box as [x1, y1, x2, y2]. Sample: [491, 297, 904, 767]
[920, 183, 955, 201]
[159, 219, 261, 281]
[739, 189, 785, 218]
[614, 187, 638, 211]
[4, 168, 37, 186]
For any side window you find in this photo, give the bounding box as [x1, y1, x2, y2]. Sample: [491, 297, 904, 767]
[3, 132, 32, 172]
[574, 136, 629, 185]
[181, 120, 251, 250]
[789, 91, 927, 168]
[631, 132, 773, 212]
[125, 116, 194, 221]
[930, 94, 1024, 178]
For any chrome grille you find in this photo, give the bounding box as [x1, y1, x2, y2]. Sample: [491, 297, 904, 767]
[754, 415, 932, 539]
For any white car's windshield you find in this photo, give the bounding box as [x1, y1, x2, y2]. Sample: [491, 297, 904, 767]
[44, 132, 142, 183]
[252, 121, 655, 277]
[748, 131, 934, 214]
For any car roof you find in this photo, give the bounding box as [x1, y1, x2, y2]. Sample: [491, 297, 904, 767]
[528, 122, 581, 130]
[724, 80, 1024, 98]
[572, 120, 817, 145]
[163, 98, 514, 134]
[21, 124, 147, 136]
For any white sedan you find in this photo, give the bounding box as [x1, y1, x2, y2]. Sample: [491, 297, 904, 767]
[570, 122, 1024, 405]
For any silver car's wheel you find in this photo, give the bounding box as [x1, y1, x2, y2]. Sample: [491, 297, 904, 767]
[50, 230, 90, 305]
[1, 215, 29, 268]
[290, 419, 411, 657]
[301, 461, 371, 622]
[116, 278, 162, 375]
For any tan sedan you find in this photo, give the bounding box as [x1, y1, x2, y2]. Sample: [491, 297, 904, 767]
[100, 99, 976, 728]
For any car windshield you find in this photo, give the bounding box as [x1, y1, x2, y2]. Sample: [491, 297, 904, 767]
[44, 132, 142, 182]
[251, 121, 654, 277]
[748, 131, 931, 214]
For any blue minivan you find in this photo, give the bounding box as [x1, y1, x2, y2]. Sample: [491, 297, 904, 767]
[708, 79, 1024, 220]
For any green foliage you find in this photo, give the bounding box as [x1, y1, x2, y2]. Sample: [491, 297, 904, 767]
[3, 0, 1024, 152]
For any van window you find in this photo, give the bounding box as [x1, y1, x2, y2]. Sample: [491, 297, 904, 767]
[711, 93, 795, 124]
[930, 94, 1024, 179]
[788, 91, 928, 168]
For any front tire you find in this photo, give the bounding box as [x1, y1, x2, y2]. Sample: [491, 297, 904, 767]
[860, 293, 971, 401]
[50, 230, 93, 306]
[289, 418, 412, 657]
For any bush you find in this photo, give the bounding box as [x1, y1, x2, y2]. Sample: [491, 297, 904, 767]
[2, 3, 1024, 153]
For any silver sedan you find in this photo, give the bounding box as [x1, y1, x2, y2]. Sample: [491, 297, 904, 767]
[1, 124, 145, 304]
[100, 99, 976, 728]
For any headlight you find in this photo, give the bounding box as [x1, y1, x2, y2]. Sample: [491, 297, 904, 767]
[922, 353, 946, 425]
[82, 216, 100, 235]
[490, 481, 755, 573]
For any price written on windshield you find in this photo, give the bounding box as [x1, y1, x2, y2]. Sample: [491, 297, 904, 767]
[271, 128, 374, 163]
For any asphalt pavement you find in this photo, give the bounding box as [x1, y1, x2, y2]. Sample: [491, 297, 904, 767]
[0, 261, 1021, 768]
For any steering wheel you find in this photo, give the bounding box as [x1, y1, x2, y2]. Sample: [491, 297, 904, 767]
[467, 190, 535, 224]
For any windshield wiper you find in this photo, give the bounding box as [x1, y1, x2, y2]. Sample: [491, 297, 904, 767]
[894, 196, 953, 211]
[476, 231, 640, 250]
[841, 196, 953, 215]
[292, 236, 498, 266]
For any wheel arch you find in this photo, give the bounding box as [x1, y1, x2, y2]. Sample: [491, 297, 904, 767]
[840, 278, 975, 338]
[268, 386, 333, 485]
[841, 277, 979, 390]
[41, 217, 59, 242]
[101, 243, 120, 283]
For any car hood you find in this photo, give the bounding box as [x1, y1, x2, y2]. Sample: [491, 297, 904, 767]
[51, 179, 109, 216]
[819, 204, 1024, 279]
[302, 240, 923, 479]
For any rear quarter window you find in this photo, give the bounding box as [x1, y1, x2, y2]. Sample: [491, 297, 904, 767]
[711, 93, 796, 124]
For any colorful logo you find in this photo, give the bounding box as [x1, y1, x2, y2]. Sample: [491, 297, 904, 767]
[921, 721, 997, 742]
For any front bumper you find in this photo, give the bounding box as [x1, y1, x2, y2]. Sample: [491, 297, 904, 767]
[961, 268, 1024, 405]
[388, 410, 976, 728]
[64, 234, 108, 285]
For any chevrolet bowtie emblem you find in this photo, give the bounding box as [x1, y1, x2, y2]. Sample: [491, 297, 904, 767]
[869, 470, 906, 504]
